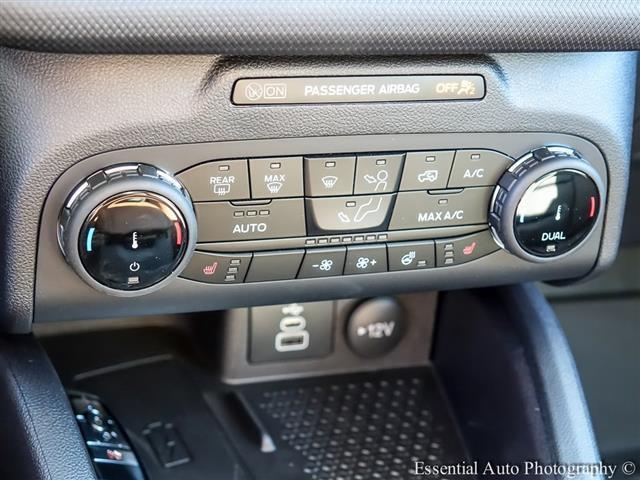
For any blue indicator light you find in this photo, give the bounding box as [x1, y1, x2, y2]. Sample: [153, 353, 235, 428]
[86, 227, 95, 252]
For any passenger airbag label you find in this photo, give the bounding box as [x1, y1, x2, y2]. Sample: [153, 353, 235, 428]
[233, 75, 485, 105]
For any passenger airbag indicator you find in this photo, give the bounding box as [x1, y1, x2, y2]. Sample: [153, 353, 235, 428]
[233, 75, 485, 105]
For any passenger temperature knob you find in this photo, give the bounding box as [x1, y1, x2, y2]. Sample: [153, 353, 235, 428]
[489, 146, 604, 262]
[58, 164, 197, 295]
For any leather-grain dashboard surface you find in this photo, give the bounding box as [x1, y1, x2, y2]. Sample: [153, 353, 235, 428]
[1, 0, 640, 55]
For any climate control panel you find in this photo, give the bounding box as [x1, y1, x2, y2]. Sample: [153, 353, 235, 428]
[56, 138, 605, 295]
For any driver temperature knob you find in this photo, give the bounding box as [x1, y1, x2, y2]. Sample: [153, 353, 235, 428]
[58, 164, 197, 296]
[489, 146, 604, 262]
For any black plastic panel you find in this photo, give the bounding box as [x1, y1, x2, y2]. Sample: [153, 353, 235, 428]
[36, 132, 608, 322]
[0, 51, 633, 330]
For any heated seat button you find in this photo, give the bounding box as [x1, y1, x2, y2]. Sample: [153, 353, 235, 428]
[354, 153, 404, 194]
[344, 244, 387, 275]
[298, 247, 346, 278]
[181, 251, 251, 283]
[306, 194, 394, 234]
[448, 149, 513, 188]
[387, 240, 435, 271]
[195, 198, 306, 242]
[245, 250, 304, 282]
[389, 187, 493, 229]
[435, 230, 499, 266]
[249, 157, 303, 198]
[399, 151, 455, 191]
[177, 160, 250, 201]
[304, 155, 356, 196]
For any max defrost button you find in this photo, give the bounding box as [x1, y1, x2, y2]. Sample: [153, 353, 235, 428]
[306, 195, 394, 234]
[399, 151, 455, 191]
[354, 154, 404, 194]
[249, 157, 303, 198]
[435, 230, 499, 266]
[390, 187, 493, 229]
[181, 252, 251, 283]
[298, 247, 346, 278]
[195, 199, 306, 242]
[448, 150, 513, 188]
[177, 160, 250, 201]
[305, 156, 356, 196]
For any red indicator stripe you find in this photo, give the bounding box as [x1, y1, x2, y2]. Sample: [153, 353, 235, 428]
[588, 196, 597, 218]
[174, 222, 183, 245]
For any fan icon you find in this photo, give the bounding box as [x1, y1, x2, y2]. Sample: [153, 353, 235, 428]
[319, 259, 333, 271]
[312, 259, 334, 272]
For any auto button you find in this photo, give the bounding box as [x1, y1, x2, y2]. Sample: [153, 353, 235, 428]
[195, 199, 306, 242]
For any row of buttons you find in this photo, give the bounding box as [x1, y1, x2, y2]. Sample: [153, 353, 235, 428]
[181, 230, 499, 284]
[194, 187, 493, 243]
[177, 149, 513, 202]
[70, 393, 145, 480]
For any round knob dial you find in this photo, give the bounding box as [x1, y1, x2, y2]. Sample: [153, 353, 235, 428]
[58, 164, 197, 296]
[489, 146, 604, 262]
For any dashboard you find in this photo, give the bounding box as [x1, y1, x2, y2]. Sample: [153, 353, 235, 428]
[0, 51, 627, 326]
[0, 3, 639, 480]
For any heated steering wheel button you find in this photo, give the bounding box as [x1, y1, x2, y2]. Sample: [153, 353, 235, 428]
[388, 240, 435, 271]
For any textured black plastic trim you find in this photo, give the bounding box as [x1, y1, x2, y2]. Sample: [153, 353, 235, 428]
[435, 284, 602, 475]
[2, 1, 640, 54]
